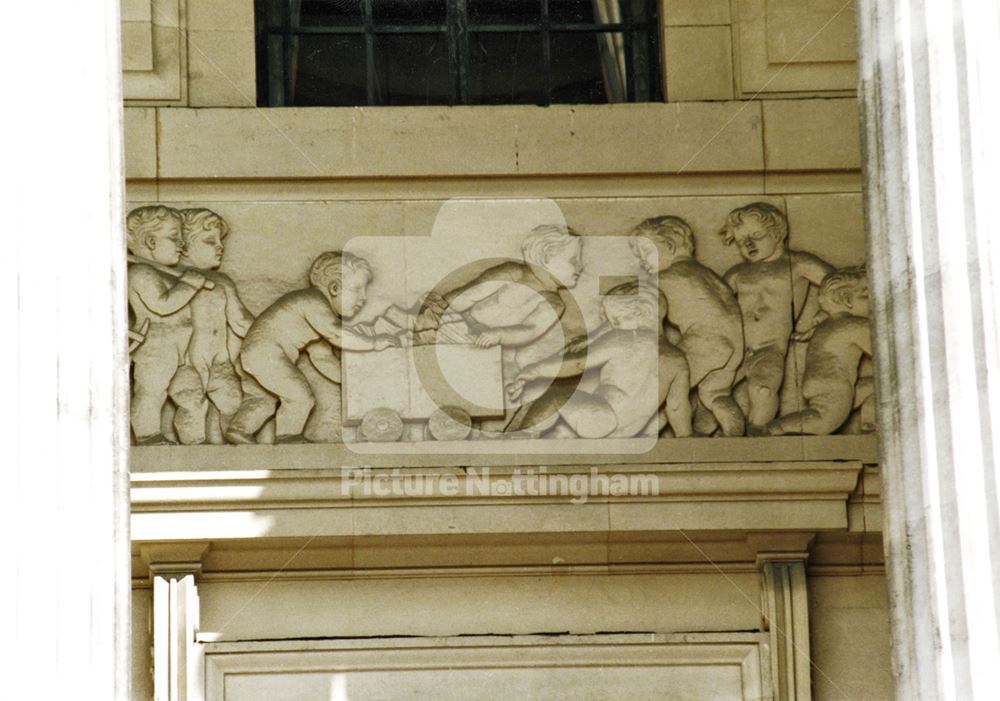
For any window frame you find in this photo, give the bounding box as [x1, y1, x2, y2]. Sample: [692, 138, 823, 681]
[255, 0, 664, 107]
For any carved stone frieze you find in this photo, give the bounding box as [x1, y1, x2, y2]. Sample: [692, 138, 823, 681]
[126, 201, 873, 446]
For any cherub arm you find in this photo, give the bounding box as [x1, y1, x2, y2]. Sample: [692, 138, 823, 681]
[566, 321, 608, 354]
[129, 264, 203, 315]
[218, 275, 255, 338]
[664, 323, 683, 347]
[792, 251, 835, 287]
[476, 293, 565, 348]
[723, 267, 740, 294]
[522, 330, 619, 381]
[506, 331, 622, 401]
[791, 311, 830, 342]
[305, 341, 342, 383]
[305, 303, 397, 352]
[440, 262, 524, 312]
[851, 317, 873, 356]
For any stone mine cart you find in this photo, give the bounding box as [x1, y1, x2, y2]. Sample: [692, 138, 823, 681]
[342, 344, 505, 442]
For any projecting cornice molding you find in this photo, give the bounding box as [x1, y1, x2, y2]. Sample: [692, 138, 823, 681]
[131, 436, 871, 542]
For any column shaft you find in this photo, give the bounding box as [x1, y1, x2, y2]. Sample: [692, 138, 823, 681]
[859, 0, 1000, 698]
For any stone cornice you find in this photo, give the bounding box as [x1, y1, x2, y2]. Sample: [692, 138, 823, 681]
[132, 437, 871, 543]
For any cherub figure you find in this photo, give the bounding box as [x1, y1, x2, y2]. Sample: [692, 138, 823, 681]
[416, 224, 583, 350]
[167, 209, 255, 444]
[505, 282, 691, 439]
[766, 267, 872, 435]
[127, 205, 206, 445]
[224, 251, 398, 444]
[720, 202, 833, 433]
[629, 216, 745, 436]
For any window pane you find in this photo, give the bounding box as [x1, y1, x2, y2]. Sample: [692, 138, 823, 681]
[630, 28, 655, 101]
[467, 32, 545, 104]
[550, 0, 597, 24]
[297, 0, 363, 27]
[372, 0, 446, 26]
[373, 34, 452, 105]
[468, 0, 540, 25]
[290, 34, 368, 106]
[550, 31, 625, 103]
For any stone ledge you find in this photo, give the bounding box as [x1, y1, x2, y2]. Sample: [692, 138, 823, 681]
[130, 434, 878, 472]
[131, 458, 864, 541]
[154, 103, 764, 178]
[131, 530, 881, 582]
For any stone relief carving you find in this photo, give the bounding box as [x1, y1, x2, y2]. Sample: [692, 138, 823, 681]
[126, 202, 875, 446]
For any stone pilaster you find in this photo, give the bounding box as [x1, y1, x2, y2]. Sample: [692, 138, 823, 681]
[750, 534, 814, 701]
[144, 545, 209, 701]
[859, 0, 1000, 698]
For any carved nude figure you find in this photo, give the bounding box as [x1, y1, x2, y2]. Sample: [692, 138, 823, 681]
[720, 202, 833, 433]
[630, 216, 745, 436]
[505, 282, 692, 438]
[415, 224, 583, 350]
[166, 209, 255, 444]
[127, 205, 206, 445]
[766, 267, 872, 435]
[224, 251, 398, 444]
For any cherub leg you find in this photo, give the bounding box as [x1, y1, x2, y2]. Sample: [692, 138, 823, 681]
[131, 357, 178, 442]
[509, 386, 617, 438]
[507, 385, 573, 436]
[226, 374, 278, 444]
[664, 365, 693, 438]
[560, 390, 618, 439]
[206, 359, 243, 431]
[170, 364, 209, 445]
[767, 383, 854, 435]
[698, 366, 745, 437]
[692, 399, 718, 436]
[745, 346, 786, 432]
[260, 359, 316, 440]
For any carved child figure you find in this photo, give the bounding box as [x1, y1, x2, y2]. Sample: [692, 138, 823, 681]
[629, 216, 745, 436]
[720, 202, 833, 433]
[506, 283, 692, 439]
[167, 209, 255, 444]
[224, 251, 398, 444]
[127, 205, 207, 445]
[766, 267, 872, 435]
[416, 224, 583, 350]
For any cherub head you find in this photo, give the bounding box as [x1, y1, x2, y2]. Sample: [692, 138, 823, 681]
[629, 216, 696, 274]
[521, 225, 583, 288]
[309, 251, 373, 320]
[179, 208, 229, 270]
[126, 206, 184, 265]
[818, 266, 870, 318]
[720, 202, 788, 263]
[601, 281, 667, 331]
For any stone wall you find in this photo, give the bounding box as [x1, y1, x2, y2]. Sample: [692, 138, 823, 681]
[126, 2, 891, 699]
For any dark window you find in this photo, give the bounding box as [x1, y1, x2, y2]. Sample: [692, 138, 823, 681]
[255, 0, 662, 106]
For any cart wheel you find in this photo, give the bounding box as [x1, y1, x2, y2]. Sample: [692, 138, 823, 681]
[428, 406, 473, 441]
[360, 407, 404, 442]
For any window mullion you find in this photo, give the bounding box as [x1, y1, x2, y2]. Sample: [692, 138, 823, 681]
[541, 0, 552, 105]
[362, 0, 377, 105]
[649, 0, 663, 100]
[622, 0, 635, 102]
[448, 0, 470, 105]
[280, 0, 293, 105]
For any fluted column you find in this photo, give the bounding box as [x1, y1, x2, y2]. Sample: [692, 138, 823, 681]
[859, 0, 1000, 698]
[0, 0, 129, 700]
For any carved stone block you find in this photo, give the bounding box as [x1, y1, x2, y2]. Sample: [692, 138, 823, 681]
[343, 345, 505, 425]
